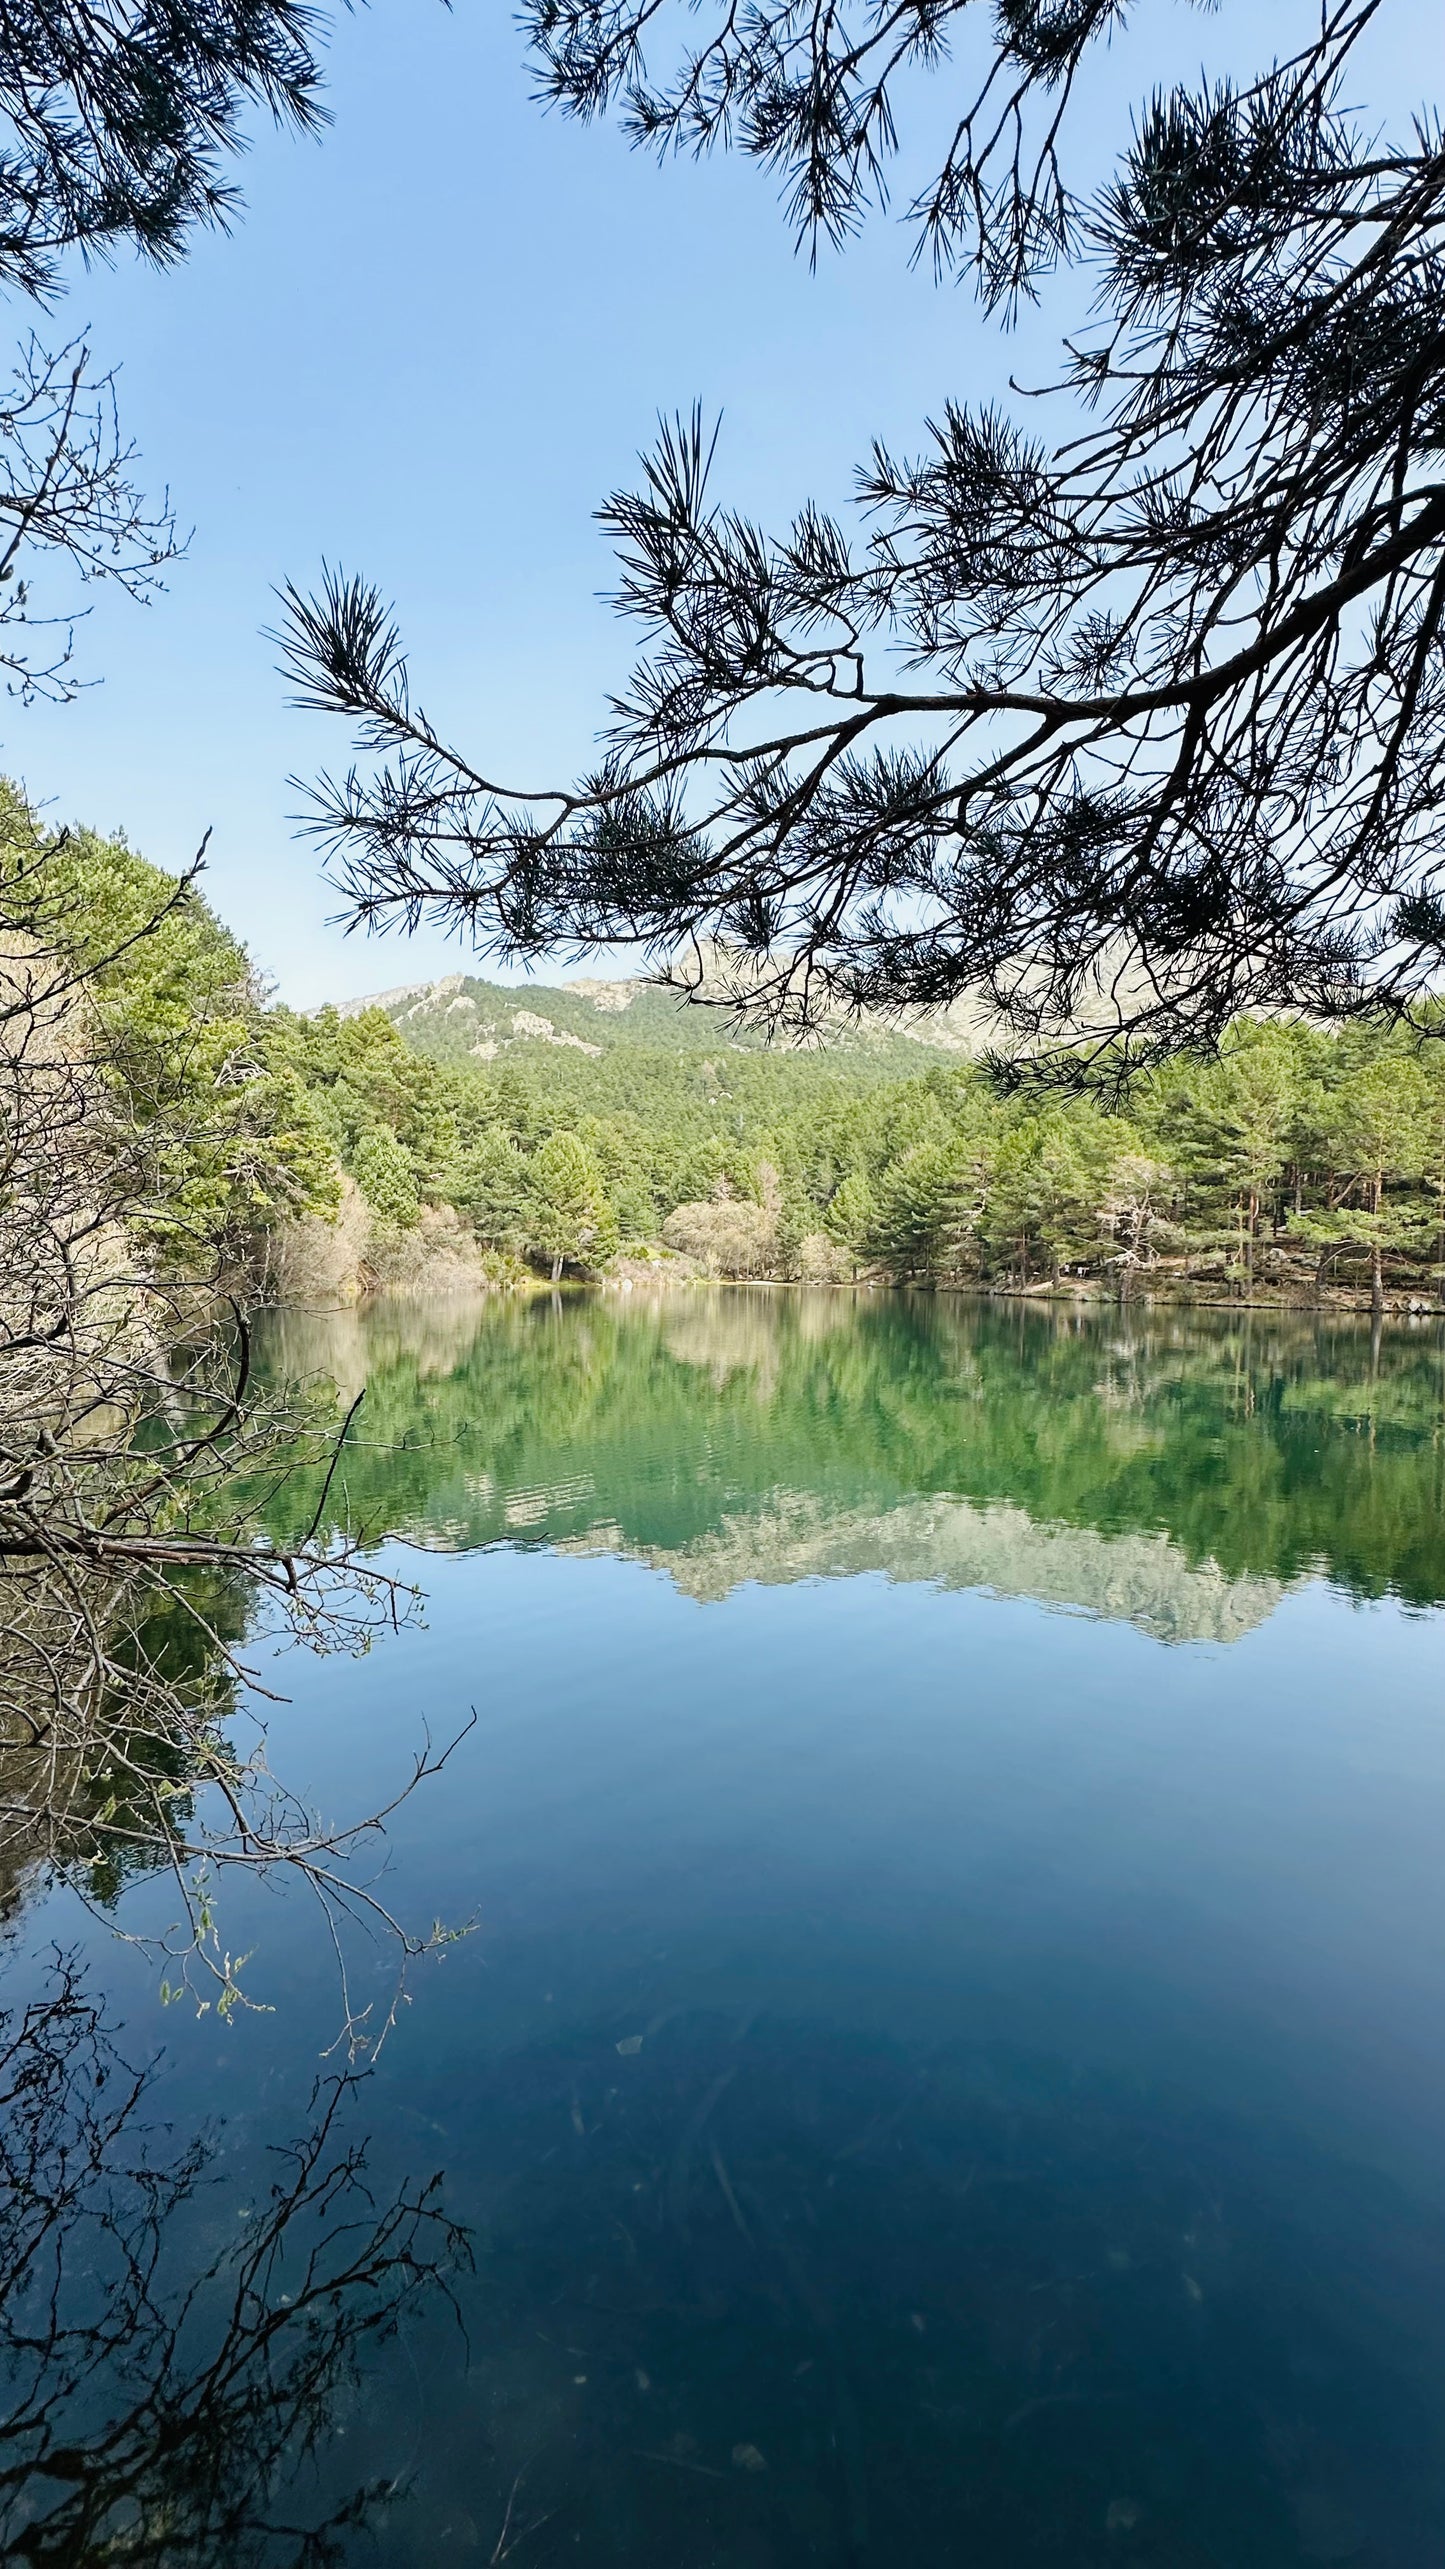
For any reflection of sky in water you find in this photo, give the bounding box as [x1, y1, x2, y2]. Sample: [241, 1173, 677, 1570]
[4, 1292, 1445, 2563]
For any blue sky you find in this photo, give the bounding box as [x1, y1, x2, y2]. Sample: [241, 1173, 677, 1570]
[4, 0, 1428, 1004]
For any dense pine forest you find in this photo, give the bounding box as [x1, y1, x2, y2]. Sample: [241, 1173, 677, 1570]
[43, 793, 1445, 1310]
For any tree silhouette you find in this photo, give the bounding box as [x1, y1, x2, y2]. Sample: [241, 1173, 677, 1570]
[0, 0, 342, 699]
[282, 0, 1445, 1068]
[0, 1953, 470, 2566]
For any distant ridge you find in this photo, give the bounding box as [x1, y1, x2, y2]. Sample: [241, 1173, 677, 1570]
[333, 976, 455, 1018]
[330, 967, 990, 1070]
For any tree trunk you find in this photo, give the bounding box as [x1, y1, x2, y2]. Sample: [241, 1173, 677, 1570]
[1371, 1169, 1384, 1321]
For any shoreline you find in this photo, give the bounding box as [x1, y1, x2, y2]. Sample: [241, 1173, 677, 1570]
[293, 1270, 1445, 1322]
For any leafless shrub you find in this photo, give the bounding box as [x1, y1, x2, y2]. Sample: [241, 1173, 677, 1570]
[661, 1195, 777, 1278]
[0, 835, 467, 2037]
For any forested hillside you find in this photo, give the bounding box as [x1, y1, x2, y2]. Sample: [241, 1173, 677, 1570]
[36, 791, 1445, 1310]
[362, 966, 979, 1073]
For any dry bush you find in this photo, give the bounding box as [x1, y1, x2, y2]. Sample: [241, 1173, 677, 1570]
[360, 1198, 493, 1298]
[661, 1197, 777, 1278]
[254, 1170, 372, 1306]
[795, 1231, 853, 1284]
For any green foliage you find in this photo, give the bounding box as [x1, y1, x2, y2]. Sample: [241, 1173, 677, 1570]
[867, 1139, 969, 1279]
[980, 1106, 1113, 1283]
[380, 970, 965, 1076]
[823, 1170, 877, 1268]
[0, 785, 337, 1261]
[257, 1295, 1445, 1614]
[526, 1131, 620, 1275]
[285, 976, 1445, 1303]
[350, 1125, 422, 1232]
[24, 783, 1445, 1304]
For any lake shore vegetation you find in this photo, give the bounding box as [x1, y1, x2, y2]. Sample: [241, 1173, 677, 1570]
[19, 785, 1445, 1313]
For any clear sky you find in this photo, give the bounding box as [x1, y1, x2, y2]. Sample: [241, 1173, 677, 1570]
[3, 0, 1428, 1006]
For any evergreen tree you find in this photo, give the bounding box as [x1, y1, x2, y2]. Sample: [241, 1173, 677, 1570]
[0, 0, 351, 695]
[528, 1132, 619, 1279]
[31, 778, 1445, 1311]
[983, 1107, 1114, 1287]
[453, 1127, 534, 1254]
[823, 1171, 878, 1278]
[1, 785, 337, 1258]
[1294, 1033, 1432, 1311]
[351, 1126, 422, 1235]
[869, 1140, 969, 1280]
[1172, 1029, 1301, 1288]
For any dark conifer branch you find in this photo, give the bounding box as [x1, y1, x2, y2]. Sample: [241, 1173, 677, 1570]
[0, 0, 329, 301]
[0, 0, 343, 696]
[283, 1, 1445, 1068]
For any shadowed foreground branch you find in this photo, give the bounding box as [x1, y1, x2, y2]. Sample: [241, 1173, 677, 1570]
[282, 0, 1445, 1069]
[0, 1952, 471, 2565]
[0, 809, 465, 2027]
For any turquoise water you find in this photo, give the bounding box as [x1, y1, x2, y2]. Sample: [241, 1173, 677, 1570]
[4, 1291, 1445, 2564]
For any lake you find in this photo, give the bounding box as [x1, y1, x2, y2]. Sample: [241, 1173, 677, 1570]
[4, 1289, 1445, 2565]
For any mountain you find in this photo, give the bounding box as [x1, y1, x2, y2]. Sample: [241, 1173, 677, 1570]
[334, 968, 989, 1073]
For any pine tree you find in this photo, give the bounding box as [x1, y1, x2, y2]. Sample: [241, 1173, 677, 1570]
[0, 0, 343, 695]
[351, 1126, 422, 1235]
[528, 1131, 620, 1279]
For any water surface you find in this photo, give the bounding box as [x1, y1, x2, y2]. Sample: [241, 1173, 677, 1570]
[4, 1291, 1445, 2565]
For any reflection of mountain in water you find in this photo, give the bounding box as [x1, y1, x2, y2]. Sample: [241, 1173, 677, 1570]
[561, 1492, 1285, 1642]
[257, 1287, 1445, 1635]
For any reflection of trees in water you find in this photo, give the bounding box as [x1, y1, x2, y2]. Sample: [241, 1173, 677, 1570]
[659, 1293, 787, 1397]
[0, 1956, 469, 2565]
[0, 1551, 465, 2035]
[259, 1291, 1445, 1610]
[562, 1494, 1286, 1643]
[0, 1566, 253, 1923]
[0, 860, 451, 2018]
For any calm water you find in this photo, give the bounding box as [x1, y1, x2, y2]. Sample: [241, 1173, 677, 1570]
[5, 1290, 1445, 2565]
